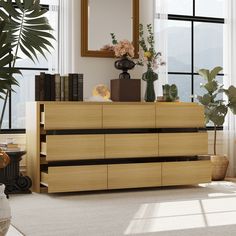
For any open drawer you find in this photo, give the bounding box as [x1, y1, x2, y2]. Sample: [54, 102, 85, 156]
[41, 134, 104, 161]
[162, 160, 212, 186]
[41, 165, 107, 193]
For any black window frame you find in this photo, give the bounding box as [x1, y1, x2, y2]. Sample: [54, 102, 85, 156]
[1, 3, 50, 134]
[167, 0, 224, 129]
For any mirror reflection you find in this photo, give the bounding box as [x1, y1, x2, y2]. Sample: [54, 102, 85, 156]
[88, 0, 133, 51]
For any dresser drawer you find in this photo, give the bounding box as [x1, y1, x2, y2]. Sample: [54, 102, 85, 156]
[108, 163, 161, 189]
[41, 134, 104, 161]
[156, 102, 205, 128]
[41, 165, 107, 193]
[159, 132, 208, 156]
[42, 104, 102, 130]
[162, 160, 212, 186]
[105, 134, 158, 158]
[103, 104, 156, 128]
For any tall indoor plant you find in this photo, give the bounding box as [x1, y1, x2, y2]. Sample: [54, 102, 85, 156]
[197, 66, 236, 180]
[0, 0, 55, 129]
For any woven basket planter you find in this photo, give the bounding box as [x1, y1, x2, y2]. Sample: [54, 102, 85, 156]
[0, 219, 10, 236]
[211, 155, 229, 181]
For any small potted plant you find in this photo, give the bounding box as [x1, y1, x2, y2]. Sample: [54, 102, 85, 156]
[197, 66, 236, 180]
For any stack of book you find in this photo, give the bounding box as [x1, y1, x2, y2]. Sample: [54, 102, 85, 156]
[0, 143, 21, 151]
[35, 73, 83, 101]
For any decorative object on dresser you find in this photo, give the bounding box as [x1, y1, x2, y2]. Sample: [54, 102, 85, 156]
[0, 184, 11, 236]
[87, 84, 112, 102]
[162, 84, 179, 102]
[196, 66, 236, 180]
[137, 24, 165, 102]
[0, 0, 55, 129]
[26, 101, 211, 193]
[35, 73, 83, 101]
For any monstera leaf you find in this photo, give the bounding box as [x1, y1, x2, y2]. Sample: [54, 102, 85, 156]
[0, 20, 20, 99]
[0, 0, 55, 63]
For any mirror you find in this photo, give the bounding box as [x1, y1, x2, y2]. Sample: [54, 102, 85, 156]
[81, 0, 139, 58]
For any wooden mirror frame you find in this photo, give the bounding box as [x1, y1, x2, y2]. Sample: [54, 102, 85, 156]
[81, 0, 139, 58]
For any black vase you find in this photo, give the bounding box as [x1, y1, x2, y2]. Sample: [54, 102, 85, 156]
[114, 56, 135, 79]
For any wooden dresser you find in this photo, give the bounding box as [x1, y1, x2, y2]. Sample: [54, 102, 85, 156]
[26, 102, 211, 193]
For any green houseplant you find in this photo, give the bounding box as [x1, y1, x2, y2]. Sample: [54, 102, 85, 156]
[0, 0, 55, 129]
[197, 66, 236, 180]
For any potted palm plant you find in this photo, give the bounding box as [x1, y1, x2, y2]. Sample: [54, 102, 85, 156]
[0, 0, 55, 129]
[197, 66, 236, 180]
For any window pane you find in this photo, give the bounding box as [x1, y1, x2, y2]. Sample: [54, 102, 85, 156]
[168, 20, 191, 72]
[194, 22, 223, 72]
[0, 98, 9, 129]
[167, 0, 193, 15]
[168, 74, 192, 102]
[195, 0, 224, 18]
[11, 70, 46, 129]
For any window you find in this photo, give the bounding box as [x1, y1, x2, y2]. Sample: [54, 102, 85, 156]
[1, 1, 59, 133]
[165, 0, 224, 102]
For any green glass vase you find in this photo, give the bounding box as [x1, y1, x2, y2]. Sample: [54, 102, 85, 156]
[142, 68, 158, 102]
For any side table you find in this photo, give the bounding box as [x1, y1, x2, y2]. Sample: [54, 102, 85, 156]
[0, 151, 32, 194]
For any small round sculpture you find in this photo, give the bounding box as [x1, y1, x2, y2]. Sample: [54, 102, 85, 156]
[92, 84, 111, 100]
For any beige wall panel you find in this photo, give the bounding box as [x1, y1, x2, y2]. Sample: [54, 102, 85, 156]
[43, 104, 102, 129]
[159, 132, 208, 156]
[108, 163, 161, 189]
[42, 165, 107, 193]
[43, 135, 104, 161]
[162, 161, 212, 186]
[105, 134, 158, 158]
[156, 102, 205, 128]
[103, 104, 155, 128]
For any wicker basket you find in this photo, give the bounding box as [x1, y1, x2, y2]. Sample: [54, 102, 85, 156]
[0, 219, 11, 236]
[211, 155, 229, 181]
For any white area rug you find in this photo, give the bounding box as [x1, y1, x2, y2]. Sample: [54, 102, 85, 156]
[9, 182, 236, 236]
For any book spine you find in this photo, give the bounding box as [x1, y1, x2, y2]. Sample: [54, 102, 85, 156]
[68, 74, 73, 101]
[50, 74, 56, 101]
[44, 73, 51, 101]
[60, 76, 65, 101]
[55, 74, 61, 101]
[72, 74, 78, 101]
[64, 76, 69, 101]
[39, 72, 45, 101]
[78, 74, 83, 101]
[35, 75, 40, 101]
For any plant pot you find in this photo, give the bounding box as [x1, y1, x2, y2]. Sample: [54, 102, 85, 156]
[211, 155, 229, 181]
[0, 184, 11, 235]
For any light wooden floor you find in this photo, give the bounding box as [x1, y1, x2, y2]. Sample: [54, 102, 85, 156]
[6, 225, 23, 236]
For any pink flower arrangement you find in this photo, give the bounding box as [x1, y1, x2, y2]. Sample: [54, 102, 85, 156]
[113, 39, 134, 58]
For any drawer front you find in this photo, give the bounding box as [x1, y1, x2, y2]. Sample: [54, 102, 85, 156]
[162, 160, 212, 186]
[105, 134, 158, 158]
[103, 104, 156, 128]
[156, 102, 205, 128]
[159, 132, 208, 156]
[108, 163, 161, 189]
[44, 135, 104, 161]
[43, 104, 102, 129]
[42, 165, 107, 193]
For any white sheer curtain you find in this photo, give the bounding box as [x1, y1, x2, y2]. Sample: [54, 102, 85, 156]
[154, 0, 168, 96]
[58, 0, 77, 75]
[224, 0, 236, 177]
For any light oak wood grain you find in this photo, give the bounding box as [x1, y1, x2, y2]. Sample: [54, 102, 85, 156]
[105, 134, 158, 158]
[159, 132, 208, 156]
[108, 163, 162, 189]
[43, 104, 102, 130]
[41, 165, 107, 193]
[103, 104, 156, 128]
[42, 135, 104, 161]
[162, 160, 212, 186]
[156, 102, 205, 128]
